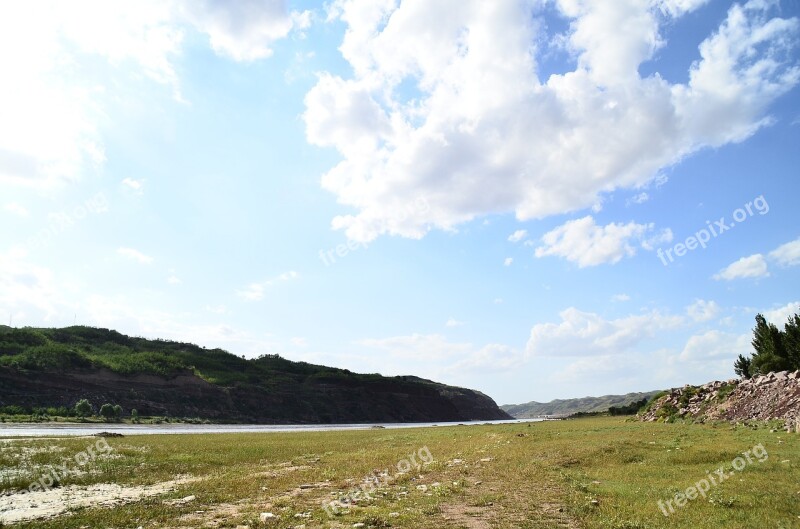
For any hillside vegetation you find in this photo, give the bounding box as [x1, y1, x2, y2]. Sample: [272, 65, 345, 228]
[502, 391, 661, 418]
[0, 326, 510, 423]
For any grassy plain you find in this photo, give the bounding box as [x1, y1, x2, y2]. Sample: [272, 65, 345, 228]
[1, 417, 798, 528]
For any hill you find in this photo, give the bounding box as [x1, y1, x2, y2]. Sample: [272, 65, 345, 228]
[0, 326, 511, 423]
[502, 391, 661, 418]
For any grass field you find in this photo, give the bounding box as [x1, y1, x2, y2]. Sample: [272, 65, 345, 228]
[1, 417, 798, 528]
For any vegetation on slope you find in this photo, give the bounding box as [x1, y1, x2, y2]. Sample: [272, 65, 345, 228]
[0, 326, 510, 423]
[502, 391, 661, 418]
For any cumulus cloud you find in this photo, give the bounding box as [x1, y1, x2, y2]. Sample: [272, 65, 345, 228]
[305, 0, 799, 242]
[686, 299, 720, 322]
[679, 330, 750, 362]
[713, 254, 769, 280]
[503, 257, 513, 267]
[612, 293, 631, 302]
[445, 317, 465, 328]
[527, 307, 683, 357]
[763, 301, 800, 328]
[122, 178, 144, 194]
[0, 1, 305, 189]
[508, 230, 528, 243]
[117, 247, 154, 265]
[358, 332, 523, 372]
[534, 216, 665, 267]
[178, 0, 310, 62]
[769, 237, 800, 267]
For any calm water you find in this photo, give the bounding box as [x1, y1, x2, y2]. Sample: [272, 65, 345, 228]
[0, 418, 543, 437]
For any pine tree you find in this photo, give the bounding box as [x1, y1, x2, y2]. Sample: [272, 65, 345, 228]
[734, 354, 752, 378]
[782, 313, 800, 370]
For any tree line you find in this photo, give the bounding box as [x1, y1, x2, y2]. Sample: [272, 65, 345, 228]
[734, 311, 800, 378]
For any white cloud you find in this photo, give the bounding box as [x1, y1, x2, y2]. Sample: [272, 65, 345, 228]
[447, 343, 524, 373]
[527, 307, 683, 357]
[445, 317, 465, 328]
[641, 228, 674, 251]
[358, 332, 522, 373]
[358, 333, 472, 361]
[508, 230, 528, 243]
[534, 216, 660, 267]
[178, 0, 311, 62]
[305, 0, 799, 242]
[768, 237, 800, 267]
[3, 203, 29, 217]
[713, 254, 769, 280]
[679, 330, 750, 362]
[167, 275, 182, 285]
[122, 178, 144, 194]
[763, 301, 800, 328]
[0, 1, 304, 189]
[686, 299, 720, 322]
[612, 293, 631, 302]
[503, 257, 513, 267]
[0, 249, 58, 318]
[237, 270, 298, 301]
[117, 247, 154, 265]
[627, 192, 650, 205]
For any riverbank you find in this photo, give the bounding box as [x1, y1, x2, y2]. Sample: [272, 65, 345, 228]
[1, 417, 797, 528]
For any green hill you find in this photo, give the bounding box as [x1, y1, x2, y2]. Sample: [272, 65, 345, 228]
[501, 391, 661, 418]
[0, 326, 511, 423]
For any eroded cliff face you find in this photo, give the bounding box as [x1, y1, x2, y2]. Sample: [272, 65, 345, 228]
[640, 370, 800, 430]
[0, 366, 511, 423]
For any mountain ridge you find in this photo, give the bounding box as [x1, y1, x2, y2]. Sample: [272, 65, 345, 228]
[502, 391, 662, 418]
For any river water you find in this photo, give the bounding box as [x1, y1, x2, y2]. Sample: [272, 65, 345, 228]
[0, 418, 543, 437]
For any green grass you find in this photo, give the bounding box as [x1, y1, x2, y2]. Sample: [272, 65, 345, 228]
[1, 417, 799, 528]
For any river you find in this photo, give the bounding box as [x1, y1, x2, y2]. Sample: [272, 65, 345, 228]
[0, 418, 544, 437]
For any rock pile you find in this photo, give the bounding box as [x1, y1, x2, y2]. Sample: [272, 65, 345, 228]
[640, 370, 800, 431]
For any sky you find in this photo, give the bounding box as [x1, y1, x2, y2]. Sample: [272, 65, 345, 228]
[1, 0, 799, 406]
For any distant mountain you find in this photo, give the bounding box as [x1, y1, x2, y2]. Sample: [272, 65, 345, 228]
[502, 391, 662, 418]
[0, 326, 511, 423]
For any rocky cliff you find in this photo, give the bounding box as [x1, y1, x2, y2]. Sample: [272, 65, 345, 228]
[639, 370, 800, 431]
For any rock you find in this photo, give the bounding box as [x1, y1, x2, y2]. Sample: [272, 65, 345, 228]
[259, 512, 278, 523]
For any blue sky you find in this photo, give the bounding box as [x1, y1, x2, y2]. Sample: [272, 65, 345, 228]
[1, 0, 799, 405]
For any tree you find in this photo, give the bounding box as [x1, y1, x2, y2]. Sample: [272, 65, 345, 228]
[99, 403, 115, 421]
[734, 354, 752, 378]
[750, 314, 792, 375]
[75, 399, 92, 418]
[782, 313, 800, 368]
[112, 404, 123, 420]
[130, 409, 139, 422]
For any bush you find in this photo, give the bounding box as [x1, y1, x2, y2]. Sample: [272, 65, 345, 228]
[75, 399, 93, 418]
[99, 403, 116, 421]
